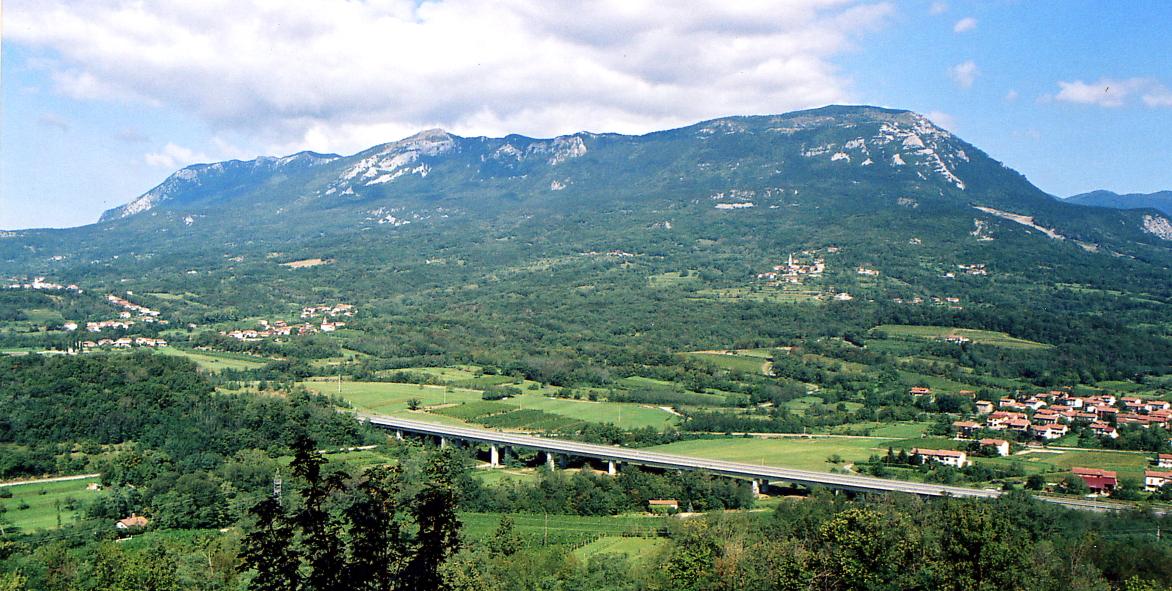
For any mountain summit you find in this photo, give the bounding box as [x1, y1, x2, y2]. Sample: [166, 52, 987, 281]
[4, 105, 1170, 277]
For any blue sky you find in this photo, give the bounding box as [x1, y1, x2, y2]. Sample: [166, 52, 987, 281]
[2, 0, 1170, 229]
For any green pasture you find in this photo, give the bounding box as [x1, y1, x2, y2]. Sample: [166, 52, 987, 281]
[0, 476, 101, 532]
[460, 512, 667, 548]
[305, 380, 677, 430]
[573, 535, 668, 564]
[871, 325, 1050, 349]
[683, 352, 770, 375]
[648, 436, 898, 472]
[157, 347, 271, 372]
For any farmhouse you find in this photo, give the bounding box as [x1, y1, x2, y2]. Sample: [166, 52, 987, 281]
[979, 438, 1010, 457]
[647, 499, 680, 512]
[952, 421, 980, 438]
[1072, 468, 1117, 494]
[116, 513, 149, 530]
[975, 400, 995, 414]
[1032, 423, 1068, 440]
[912, 448, 970, 468]
[1158, 454, 1172, 469]
[909, 387, 933, 397]
[1145, 470, 1172, 492]
[1089, 422, 1119, 439]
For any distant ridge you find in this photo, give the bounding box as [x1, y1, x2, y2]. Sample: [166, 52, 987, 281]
[1065, 190, 1172, 215]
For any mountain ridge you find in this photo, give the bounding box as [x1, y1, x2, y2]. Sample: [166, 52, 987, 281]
[4, 105, 1170, 282]
[1064, 189, 1172, 216]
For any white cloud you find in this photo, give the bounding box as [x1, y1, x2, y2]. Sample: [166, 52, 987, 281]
[144, 143, 211, 169]
[953, 17, 977, 33]
[37, 112, 70, 131]
[949, 60, 979, 89]
[1142, 86, 1172, 107]
[1004, 89, 1018, 102]
[929, 2, 948, 15]
[924, 110, 956, 131]
[5, 0, 895, 158]
[1053, 77, 1172, 108]
[116, 128, 150, 144]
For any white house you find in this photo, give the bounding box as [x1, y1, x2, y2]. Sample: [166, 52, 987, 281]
[1145, 470, 1171, 492]
[979, 438, 1010, 457]
[912, 448, 970, 468]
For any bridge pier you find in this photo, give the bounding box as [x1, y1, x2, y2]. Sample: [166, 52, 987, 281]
[490, 444, 500, 468]
[608, 460, 618, 476]
[395, 430, 403, 441]
[440, 436, 448, 449]
[750, 478, 768, 497]
[545, 451, 556, 470]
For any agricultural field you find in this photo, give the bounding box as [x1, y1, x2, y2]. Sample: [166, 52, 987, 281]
[573, 535, 667, 564]
[693, 286, 823, 303]
[871, 324, 1051, 349]
[460, 512, 668, 548]
[156, 347, 271, 372]
[647, 271, 701, 288]
[302, 379, 678, 430]
[648, 436, 899, 472]
[0, 476, 102, 533]
[683, 351, 771, 375]
[302, 380, 483, 414]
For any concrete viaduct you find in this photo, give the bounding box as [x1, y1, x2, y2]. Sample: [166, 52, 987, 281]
[366, 414, 1151, 513]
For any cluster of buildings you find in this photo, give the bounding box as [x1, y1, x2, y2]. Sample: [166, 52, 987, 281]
[1146, 454, 1172, 492]
[300, 303, 355, 319]
[756, 252, 825, 284]
[81, 294, 166, 333]
[107, 294, 160, 318]
[223, 319, 341, 341]
[4, 277, 81, 291]
[957, 263, 988, 276]
[82, 336, 168, 349]
[223, 305, 355, 341]
[951, 390, 1172, 443]
[890, 296, 963, 309]
[1078, 456, 1172, 494]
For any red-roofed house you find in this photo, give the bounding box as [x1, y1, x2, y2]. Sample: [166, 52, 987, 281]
[1072, 468, 1117, 494]
[912, 448, 970, 468]
[975, 400, 995, 414]
[1090, 422, 1119, 439]
[116, 513, 149, 530]
[1090, 406, 1118, 420]
[1032, 423, 1068, 440]
[952, 421, 980, 438]
[1159, 454, 1172, 469]
[910, 387, 933, 397]
[979, 438, 1010, 457]
[1145, 471, 1172, 492]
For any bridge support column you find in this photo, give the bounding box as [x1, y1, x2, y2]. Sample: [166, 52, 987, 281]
[608, 460, 618, 476]
[751, 480, 761, 497]
[395, 430, 403, 441]
[440, 437, 448, 449]
[545, 451, 556, 470]
[490, 445, 500, 468]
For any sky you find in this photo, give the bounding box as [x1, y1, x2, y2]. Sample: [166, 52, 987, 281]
[2, 0, 1170, 229]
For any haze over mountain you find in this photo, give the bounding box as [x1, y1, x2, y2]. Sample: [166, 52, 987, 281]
[1065, 190, 1172, 216]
